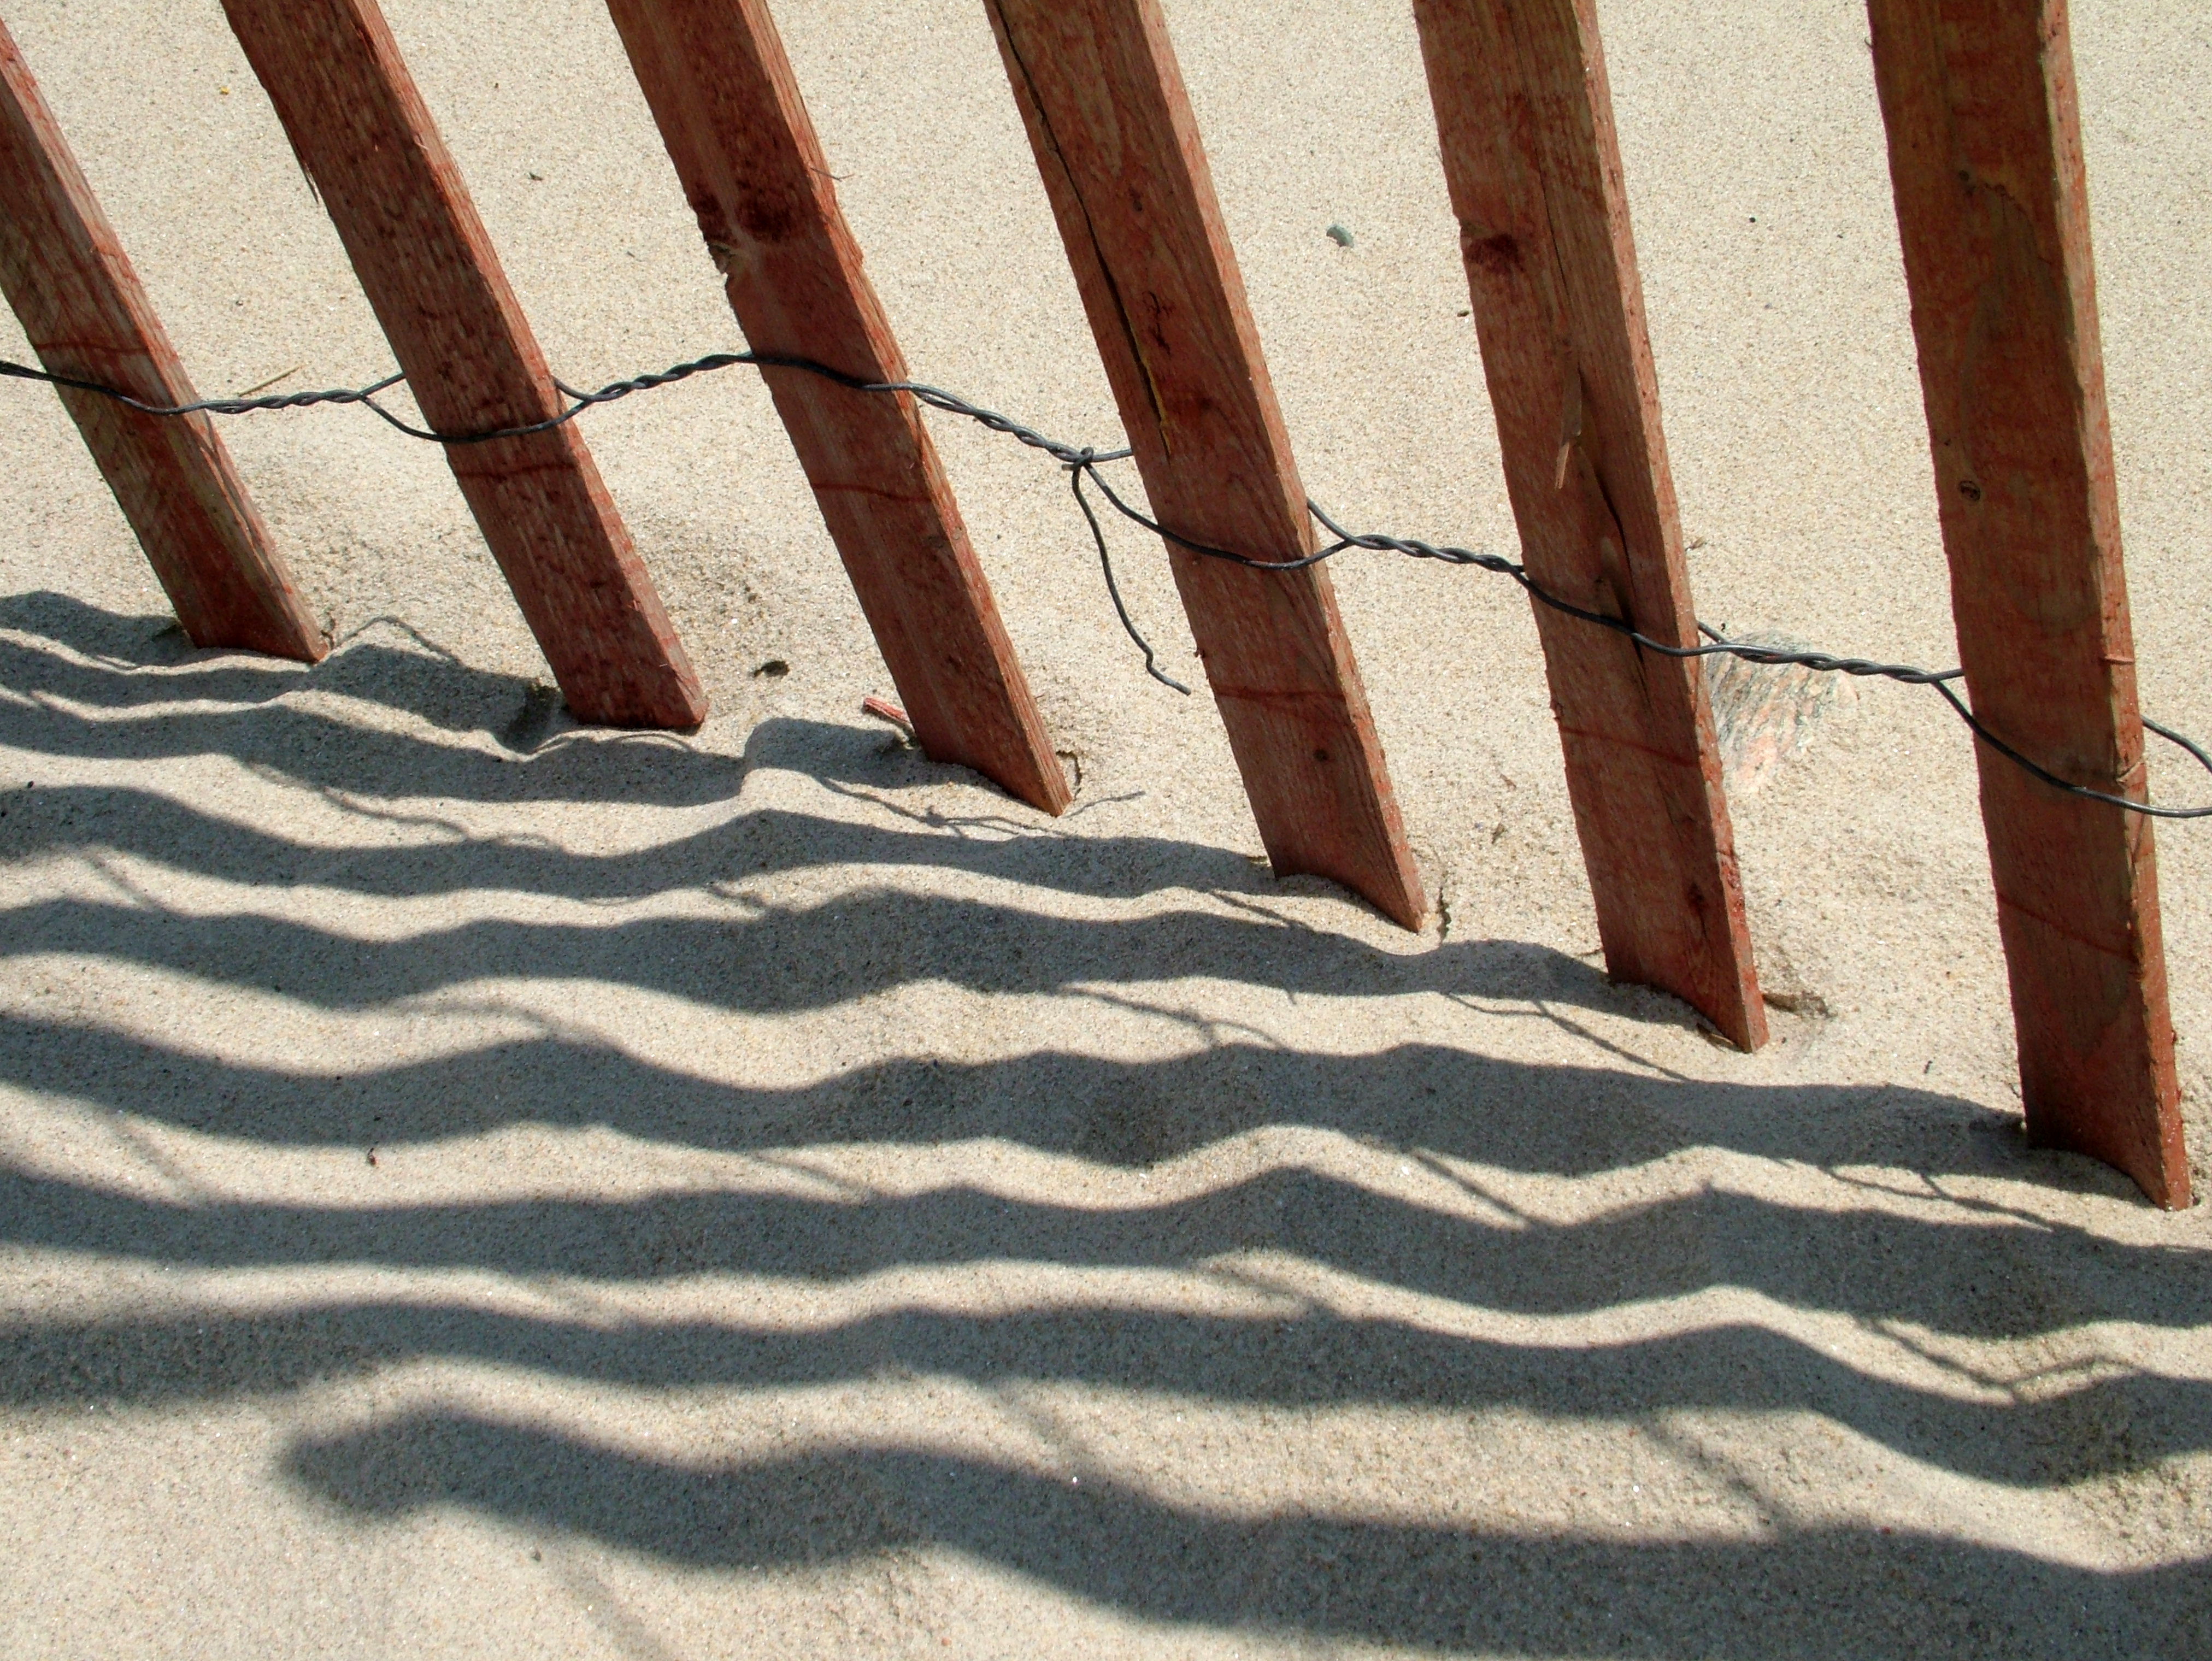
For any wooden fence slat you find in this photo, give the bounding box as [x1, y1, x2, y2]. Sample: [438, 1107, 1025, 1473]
[220, 0, 705, 729]
[1412, 0, 1767, 1050]
[1868, 0, 2187, 1205]
[983, 0, 1426, 927]
[0, 19, 322, 662]
[605, 0, 1069, 813]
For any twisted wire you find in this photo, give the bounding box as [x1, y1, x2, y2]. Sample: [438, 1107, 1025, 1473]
[5, 347, 2205, 817]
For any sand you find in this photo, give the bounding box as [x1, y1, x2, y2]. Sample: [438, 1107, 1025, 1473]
[2, 1, 2209, 1655]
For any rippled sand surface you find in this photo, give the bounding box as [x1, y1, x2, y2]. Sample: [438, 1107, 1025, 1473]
[3, 2, 2208, 1654]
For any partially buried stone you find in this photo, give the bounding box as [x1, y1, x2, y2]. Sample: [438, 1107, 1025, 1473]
[1702, 634, 1855, 796]
[498, 681, 564, 752]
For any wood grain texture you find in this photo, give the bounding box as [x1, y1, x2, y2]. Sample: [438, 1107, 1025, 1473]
[1413, 0, 1766, 1049]
[605, 0, 1067, 812]
[0, 19, 322, 661]
[220, 0, 704, 728]
[1868, 0, 2186, 1205]
[984, 0, 1425, 927]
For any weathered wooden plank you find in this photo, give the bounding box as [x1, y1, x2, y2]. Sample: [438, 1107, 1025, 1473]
[984, 0, 1425, 926]
[220, 0, 704, 728]
[0, 19, 322, 661]
[1868, 0, 2187, 1205]
[604, 0, 1068, 812]
[1412, 0, 1766, 1049]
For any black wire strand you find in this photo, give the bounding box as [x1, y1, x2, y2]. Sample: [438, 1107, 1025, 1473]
[5, 348, 2206, 818]
[1068, 457, 1189, 694]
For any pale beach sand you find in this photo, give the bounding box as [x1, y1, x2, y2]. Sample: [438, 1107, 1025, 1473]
[2, 2, 2209, 1655]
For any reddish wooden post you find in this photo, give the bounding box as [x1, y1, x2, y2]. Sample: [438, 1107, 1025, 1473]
[984, 0, 1426, 926]
[1411, 0, 1766, 1049]
[219, 0, 704, 728]
[0, 20, 322, 661]
[604, 0, 1068, 812]
[1868, 0, 2187, 1205]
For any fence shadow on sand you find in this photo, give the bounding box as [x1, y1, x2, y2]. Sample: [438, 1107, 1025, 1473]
[2, 599, 2206, 1659]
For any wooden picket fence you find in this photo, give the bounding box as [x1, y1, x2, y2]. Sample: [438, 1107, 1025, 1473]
[0, 1, 2189, 1206]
